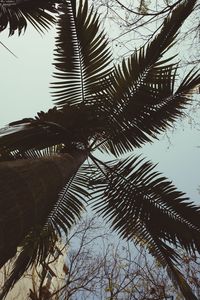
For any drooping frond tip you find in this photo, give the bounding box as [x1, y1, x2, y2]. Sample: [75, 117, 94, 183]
[90, 154, 200, 299]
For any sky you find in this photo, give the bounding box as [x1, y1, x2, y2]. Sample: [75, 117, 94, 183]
[0, 4, 200, 207]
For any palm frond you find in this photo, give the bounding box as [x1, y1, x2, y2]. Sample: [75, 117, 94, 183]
[0, 0, 60, 36]
[0, 105, 104, 158]
[91, 155, 200, 244]
[0, 152, 85, 266]
[23, 144, 63, 159]
[0, 145, 63, 162]
[51, 0, 112, 107]
[90, 154, 200, 299]
[98, 63, 200, 156]
[166, 263, 198, 300]
[0, 156, 89, 298]
[111, 0, 197, 95]
[45, 162, 90, 236]
[0, 117, 67, 155]
[0, 123, 64, 154]
[0, 151, 88, 297]
[94, 0, 199, 156]
[146, 233, 198, 300]
[0, 112, 65, 161]
[0, 226, 56, 300]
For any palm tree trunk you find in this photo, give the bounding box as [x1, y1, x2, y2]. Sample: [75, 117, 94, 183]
[0, 151, 87, 268]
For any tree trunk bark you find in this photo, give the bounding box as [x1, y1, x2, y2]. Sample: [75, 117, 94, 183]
[0, 151, 87, 268]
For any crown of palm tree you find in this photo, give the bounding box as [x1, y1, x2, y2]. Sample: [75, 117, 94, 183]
[0, 0, 200, 299]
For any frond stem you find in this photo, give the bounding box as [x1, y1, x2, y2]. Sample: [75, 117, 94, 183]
[90, 137, 109, 151]
[89, 153, 107, 177]
[89, 153, 129, 185]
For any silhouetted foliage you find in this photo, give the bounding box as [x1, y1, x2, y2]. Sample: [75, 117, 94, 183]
[0, 0, 200, 299]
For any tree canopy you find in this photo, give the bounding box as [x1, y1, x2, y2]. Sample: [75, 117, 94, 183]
[0, 0, 200, 299]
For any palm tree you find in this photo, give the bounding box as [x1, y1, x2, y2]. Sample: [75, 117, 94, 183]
[0, 0, 200, 299]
